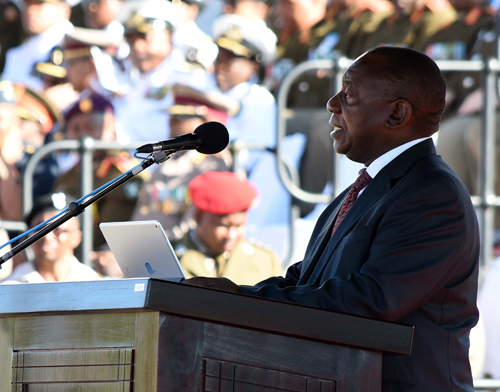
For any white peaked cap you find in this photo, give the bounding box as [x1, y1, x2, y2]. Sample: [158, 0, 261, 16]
[212, 14, 277, 66]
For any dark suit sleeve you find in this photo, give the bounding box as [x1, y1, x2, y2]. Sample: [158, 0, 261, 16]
[238, 180, 479, 322]
[239, 261, 302, 291]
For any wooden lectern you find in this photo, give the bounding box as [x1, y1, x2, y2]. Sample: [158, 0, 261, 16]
[0, 278, 413, 391]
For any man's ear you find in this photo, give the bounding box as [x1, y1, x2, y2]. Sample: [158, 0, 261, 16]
[386, 99, 412, 129]
[193, 208, 203, 224]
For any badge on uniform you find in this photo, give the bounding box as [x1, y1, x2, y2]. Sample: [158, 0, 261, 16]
[146, 86, 170, 100]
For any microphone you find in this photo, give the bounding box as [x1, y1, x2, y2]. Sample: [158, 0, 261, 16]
[136, 121, 230, 154]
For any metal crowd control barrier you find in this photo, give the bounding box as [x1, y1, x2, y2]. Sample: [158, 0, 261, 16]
[276, 57, 500, 271]
[0, 220, 28, 233]
[475, 378, 500, 390]
[22, 139, 143, 266]
[22, 139, 298, 266]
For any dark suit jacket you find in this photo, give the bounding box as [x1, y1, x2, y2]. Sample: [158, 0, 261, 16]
[239, 139, 480, 392]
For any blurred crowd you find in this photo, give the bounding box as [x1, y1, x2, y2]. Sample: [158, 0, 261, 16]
[0, 0, 499, 383]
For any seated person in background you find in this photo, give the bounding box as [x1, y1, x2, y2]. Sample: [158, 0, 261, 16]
[132, 83, 236, 240]
[171, 171, 282, 285]
[14, 83, 62, 151]
[2, 0, 73, 92]
[212, 14, 277, 174]
[0, 81, 23, 222]
[13, 82, 63, 202]
[1, 192, 101, 284]
[110, 0, 210, 143]
[52, 94, 145, 251]
[31, 46, 78, 113]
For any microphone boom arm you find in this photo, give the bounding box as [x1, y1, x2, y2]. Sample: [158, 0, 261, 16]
[0, 150, 172, 267]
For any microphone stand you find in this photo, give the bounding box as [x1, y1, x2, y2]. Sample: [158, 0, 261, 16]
[0, 150, 172, 268]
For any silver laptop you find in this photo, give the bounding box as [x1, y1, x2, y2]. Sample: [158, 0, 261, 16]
[99, 221, 186, 282]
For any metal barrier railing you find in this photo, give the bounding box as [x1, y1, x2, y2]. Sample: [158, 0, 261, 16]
[0, 220, 27, 233]
[276, 57, 500, 270]
[475, 378, 500, 390]
[22, 138, 300, 266]
[22, 139, 144, 266]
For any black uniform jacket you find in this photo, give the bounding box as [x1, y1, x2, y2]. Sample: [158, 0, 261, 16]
[239, 139, 480, 392]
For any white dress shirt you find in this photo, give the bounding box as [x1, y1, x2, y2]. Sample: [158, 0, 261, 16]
[1, 256, 101, 284]
[2, 20, 73, 91]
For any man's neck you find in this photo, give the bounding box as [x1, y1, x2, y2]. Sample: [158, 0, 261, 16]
[35, 256, 73, 282]
[190, 230, 222, 258]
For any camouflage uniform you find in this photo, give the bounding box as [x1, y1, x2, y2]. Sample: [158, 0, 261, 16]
[270, 2, 394, 108]
[420, 6, 496, 118]
[346, 1, 457, 59]
[132, 150, 230, 240]
[172, 230, 282, 286]
[53, 152, 145, 249]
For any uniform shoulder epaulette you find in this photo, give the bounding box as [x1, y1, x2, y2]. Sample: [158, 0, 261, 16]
[176, 61, 204, 73]
[247, 238, 274, 253]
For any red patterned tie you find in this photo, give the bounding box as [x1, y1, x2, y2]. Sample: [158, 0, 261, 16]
[331, 169, 372, 236]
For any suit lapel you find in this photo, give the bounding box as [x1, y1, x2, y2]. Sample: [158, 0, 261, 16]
[300, 139, 437, 284]
[297, 192, 348, 284]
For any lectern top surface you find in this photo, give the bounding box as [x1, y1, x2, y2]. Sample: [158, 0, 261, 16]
[0, 279, 414, 355]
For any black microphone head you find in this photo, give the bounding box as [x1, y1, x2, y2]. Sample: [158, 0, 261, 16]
[193, 121, 230, 154]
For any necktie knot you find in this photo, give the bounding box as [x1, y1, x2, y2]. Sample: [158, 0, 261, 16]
[352, 169, 372, 193]
[331, 169, 372, 236]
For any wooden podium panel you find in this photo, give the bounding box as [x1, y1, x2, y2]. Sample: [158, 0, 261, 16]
[0, 279, 414, 392]
[1, 312, 158, 392]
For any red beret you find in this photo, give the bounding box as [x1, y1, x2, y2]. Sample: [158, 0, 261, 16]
[189, 171, 258, 215]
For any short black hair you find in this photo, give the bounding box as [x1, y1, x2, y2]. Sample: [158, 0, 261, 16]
[25, 193, 73, 227]
[362, 46, 446, 135]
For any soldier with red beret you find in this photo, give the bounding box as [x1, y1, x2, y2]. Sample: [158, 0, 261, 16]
[171, 171, 282, 286]
[131, 83, 235, 240]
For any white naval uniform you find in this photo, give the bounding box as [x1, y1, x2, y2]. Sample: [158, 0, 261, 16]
[2, 19, 73, 91]
[172, 20, 218, 68]
[0, 256, 101, 284]
[223, 79, 277, 173]
[111, 50, 211, 143]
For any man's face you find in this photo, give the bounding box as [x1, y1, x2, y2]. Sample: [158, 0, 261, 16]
[196, 210, 247, 256]
[65, 58, 96, 92]
[67, 111, 115, 141]
[327, 53, 393, 166]
[31, 211, 81, 264]
[169, 116, 204, 138]
[20, 119, 45, 147]
[84, 0, 121, 29]
[126, 31, 172, 73]
[22, 0, 69, 35]
[214, 48, 257, 92]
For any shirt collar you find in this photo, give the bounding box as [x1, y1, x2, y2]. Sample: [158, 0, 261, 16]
[365, 137, 431, 179]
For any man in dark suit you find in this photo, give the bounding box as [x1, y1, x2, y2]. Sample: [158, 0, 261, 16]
[183, 46, 480, 392]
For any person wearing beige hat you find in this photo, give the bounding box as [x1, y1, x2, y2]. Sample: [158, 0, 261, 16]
[2, 0, 73, 92]
[108, 0, 211, 144]
[212, 13, 278, 174]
